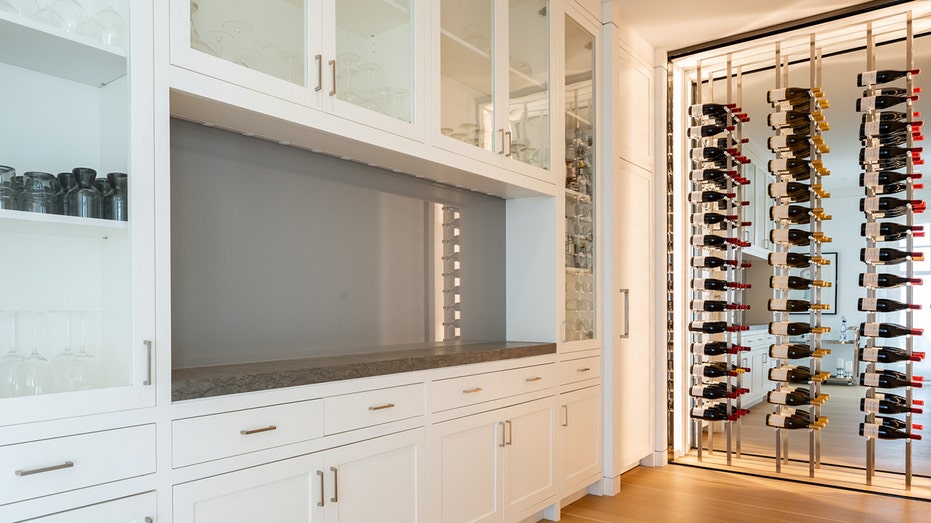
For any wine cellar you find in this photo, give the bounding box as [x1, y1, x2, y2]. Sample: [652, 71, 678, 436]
[673, 5, 931, 496]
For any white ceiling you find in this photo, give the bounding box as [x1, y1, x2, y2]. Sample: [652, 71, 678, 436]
[615, 0, 880, 52]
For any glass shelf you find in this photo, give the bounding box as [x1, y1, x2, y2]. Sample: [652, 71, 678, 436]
[0, 209, 128, 238]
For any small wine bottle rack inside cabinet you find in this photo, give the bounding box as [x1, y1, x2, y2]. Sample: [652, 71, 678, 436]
[856, 19, 926, 491]
[688, 58, 753, 464]
[765, 38, 832, 478]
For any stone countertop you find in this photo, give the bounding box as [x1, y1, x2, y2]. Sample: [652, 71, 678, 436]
[172, 340, 556, 401]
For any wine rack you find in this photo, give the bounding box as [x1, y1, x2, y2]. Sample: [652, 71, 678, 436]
[688, 58, 753, 464]
[765, 38, 832, 478]
[856, 18, 925, 490]
[442, 205, 462, 341]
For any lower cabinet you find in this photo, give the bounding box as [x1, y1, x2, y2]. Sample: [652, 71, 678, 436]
[173, 428, 426, 523]
[559, 385, 602, 493]
[432, 396, 557, 523]
[14, 491, 156, 523]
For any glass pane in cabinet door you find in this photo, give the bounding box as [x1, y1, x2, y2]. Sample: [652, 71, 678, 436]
[335, 0, 414, 122]
[190, 0, 306, 85]
[0, 0, 135, 398]
[564, 15, 594, 342]
[440, 0, 495, 152]
[508, 0, 549, 169]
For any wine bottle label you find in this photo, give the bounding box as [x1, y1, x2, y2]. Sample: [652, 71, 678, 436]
[767, 414, 789, 427]
[771, 275, 790, 289]
[769, 112, 789, 127]
[769, 391, 789, 404]
[769, 88, 788, 101]
[691, 343, 707, 354]
[862, 398, 881, 413]
[861, 273, 880, 287]
[862, 423, 880, 439]
[862, 248, 881, 262]
[863, 373, 882, 387]
[863, 121, 883, 136]
[863, 172, 881, 186]
[769, 135, 789, 149]
[770, 344, 791, 358]
[862, 147, 881, 162]
[861, 71, 878, 85]
[771, 207, 793, 220]
[769, 182, 789, 197]
[864, 223, 883, 237]
[691, 365, 706, 375]
[770, 159, 789, 172]
[770, 367, 792, 381]
[690, 386, 703, 396]
[769, 299, 789, 311]
[771, 230, 790, 243]
[692, 300, 707, 310]
[860, 97, 878, 112]
[860, 298, 879, 311]
[862, 198, 881, 212]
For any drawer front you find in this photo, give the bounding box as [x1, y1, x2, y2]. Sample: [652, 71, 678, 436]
[432, 364, 556, 412]
[559, 356, 602, 385]
[0, 424, 155, 505]
[172, 400, 324, 468]
[324, 383, 425, 435]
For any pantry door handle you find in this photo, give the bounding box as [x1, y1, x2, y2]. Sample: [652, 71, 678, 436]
[316, 470, 325, 507]
[499, 129, 506, 154]
[505, 420, 512, 445]
[315, 54, 323, 92]
[143, 340, 153, 386]
[15, 461, 74, 477]
[369, 403, 395, 411]
[505, 131, 512, 157]
[240, 425, 277, 435]
[620, 289, 630, 338]
[562, 405, 569, 427]
[329, 59, 337, 96]
[499, 421, 506, 447]
[330, 466, 339, 502]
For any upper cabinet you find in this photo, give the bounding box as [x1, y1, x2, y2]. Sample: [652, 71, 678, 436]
[435, 0, 553, 181]
[169, 0, 422, 137]
[0, 0, 155, 426]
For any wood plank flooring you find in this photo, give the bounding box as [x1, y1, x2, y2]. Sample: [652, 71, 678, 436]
[558, 465, 931, 523]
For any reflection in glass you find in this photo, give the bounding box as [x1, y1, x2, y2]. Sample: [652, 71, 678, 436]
[508, 0, 549, 169]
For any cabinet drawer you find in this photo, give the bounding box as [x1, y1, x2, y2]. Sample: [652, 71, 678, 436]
[324, 383, 424, 435]
[172, 399, 324, 468]
[0, 424, 155, 505]
[559, 356, 601, 385]
[432, 364, 557, 412]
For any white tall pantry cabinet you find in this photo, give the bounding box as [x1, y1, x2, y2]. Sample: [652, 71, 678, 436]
[0, 1, 660, 521]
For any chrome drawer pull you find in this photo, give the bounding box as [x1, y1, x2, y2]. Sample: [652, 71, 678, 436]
[15, 461, 74, 477]
[240, 425, 277, 435]
[463, 387, 483, 394]
[369, 403, 396, 411]
[578, 367, 591, 372]
[525, 376, 542, 382]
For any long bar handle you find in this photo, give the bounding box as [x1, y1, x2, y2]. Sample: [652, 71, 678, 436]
[463, 387, 483, 394]
[369, 403, 396, 411]
[330, 466, 339, 502]
[499, 421, 506, 447]
[314, 54, 323, 92]
[15, 461, 74, 477]
[328, 60, 337, 96]
[499, 129, 506, 155]
[577, 367, 591, 373]
[505, 420, 512, 445]
[505, 131, 512, 157]
[143, 340, 153, 386]
[240, 425, 277, 435]
[525, 376, 542, 382]
[619, 289, 630, 338]
[316, 470, 325, 507]
[562, 405, 569, 427]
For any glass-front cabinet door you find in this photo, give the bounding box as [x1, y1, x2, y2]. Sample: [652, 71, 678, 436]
[0, 0, 155, 425]
[170, 0, 419, 135]
[563, 11, 596, 345]
[437, 0, 550, 178]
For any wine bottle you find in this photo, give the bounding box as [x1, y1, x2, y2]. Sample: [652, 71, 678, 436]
[770, 275, 831, 290]
[877, 416, 924, 432]
[860, 247, 924, 266]
[863, 87, 922, 97]
[766, 413, 812, 429]
[689, 190, 736, 204]
[861, 111, 920, 124]
[767, 87, 814, 104]
[688, 321, 748, 334]
[767, 388, 812, 406]
[768, 252, 828, 268]
[690, 300, 749, 312]
[690, 168, 737, 185]
[859, 197, 926, 218]
[768, 299, 829, 313]
[872, 181, 925, 196]
[690, 212, 738, 226]
[769, 343, 814, 359]
[690, 146, 739, 161]
[859, 273, 922, 288]
[768, 134, 825, 153]
[770, 322, 830, 336]
[770, 205, 823, 224]
[769, 365, 813, 383]
[691, 234, 735, 249]
[861, 397, 923, 414]
[857, 95, 919, 112]
[689, 103, 737, 118]
[860, 222, 925, 243]
[861, 370, 923, 389]
[858, 345, 925, 363]
[860, 119, 922, 139]
[770, 228, 829, 247]
[859, 322, 924, 338]
[691, 341, 750, 356]
[861, 131, 921, 148]
[859, 145, 923, 164]
[857, 69, 920, 87]
[687, 123, 734, 139]
[690, 383, 749, 400]
[857, 297, 922, 313]
[691, 256, 737, 269]
[691, 405, 749, 422]
[768, 181, 811, 201]
[692, 278, 746, 291]
[691, 362, 749, 378]
[768, 110, 822, 130]
[860, 422, 922, 440]
[860, 171, 922, 186]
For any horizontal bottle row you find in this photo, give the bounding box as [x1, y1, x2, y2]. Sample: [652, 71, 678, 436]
[766, 408, 828, 430]
[0, 166, 128, 221]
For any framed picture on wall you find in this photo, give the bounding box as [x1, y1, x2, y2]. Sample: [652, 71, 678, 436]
[789, 251, 837, 315]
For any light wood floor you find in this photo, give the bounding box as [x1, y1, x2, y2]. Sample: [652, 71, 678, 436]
[558, 464, 931, 522]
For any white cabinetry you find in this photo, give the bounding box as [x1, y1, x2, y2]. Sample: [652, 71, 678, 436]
[559, 383, 601, 493]
[742, 329, 775, 407]
[432, 396, 556, 523]
[174, 428, 426, 523]
[12, 491, 156, 523]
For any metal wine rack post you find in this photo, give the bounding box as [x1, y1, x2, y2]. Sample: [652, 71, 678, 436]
[688, 58, 751, 464]
[442, 206, 462, 341]
[857, 14, 922, 491]
[766, 38, 831, 478]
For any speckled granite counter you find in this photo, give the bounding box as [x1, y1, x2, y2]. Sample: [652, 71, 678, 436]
[172, 340, 556, 401]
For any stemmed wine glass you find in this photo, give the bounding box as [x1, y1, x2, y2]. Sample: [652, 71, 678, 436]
[50, 310, 79, 392]
[336, 53, 361, 104]
[13, 311, 50, 396]
[51, 0, 87, 33]
[252, 40, 278, 74]
[357, 62, 382, 112]
[277, 51, 303, 84]
[0, 311, 25, 398]
[69, 311, 98, 391]
[189, 1, 218, 56]
[201, 29, 233, 60]
[81, 0, 125, 48]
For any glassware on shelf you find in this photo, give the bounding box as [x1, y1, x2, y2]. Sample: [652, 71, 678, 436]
[12, 312, 50, 396]
[57, 170, 76, 215]
[277, 51, 303, 85]
[70, 311, 97, 391]
[0, 311, 25, 398]
[357, 62, 383, 112]
[66, 167, 103, 218]
[104, 172, 127, 221]
[50, 0, 87, 33]
[252, 40, 278, 74]
[81, 0, 125, 48]
[49, 311, 78, 393]
[21, 171, 57, 215]
[336, 53, 362, 104]
[0, 165, 15, 210]
[31, 3, 65, 30]
[222, 19, 252, 39]
[189, 1, 217, 57]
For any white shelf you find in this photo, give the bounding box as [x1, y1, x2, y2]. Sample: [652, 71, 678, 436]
[564, 188, 592, 202]
[565, 267, 592, 274]
[440, 29, 546, 97]
[0, 12, 126, 87]
[337, 0, 410, 37]
[0, 209, 128, 238]
[565, 109, 592, 127]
